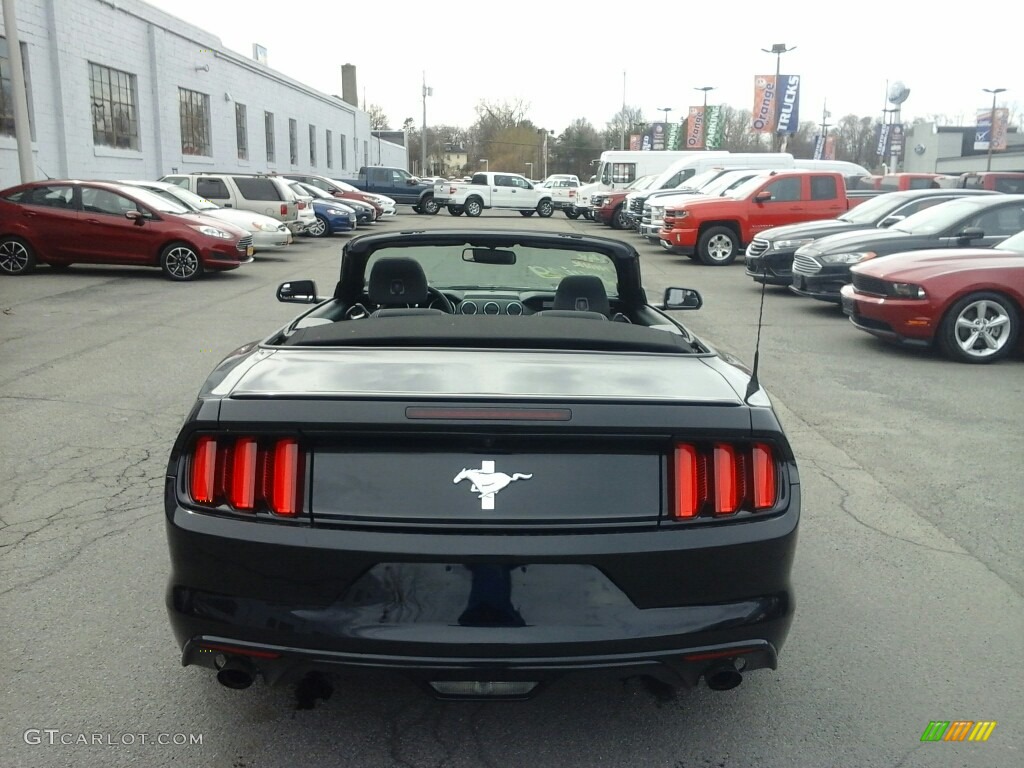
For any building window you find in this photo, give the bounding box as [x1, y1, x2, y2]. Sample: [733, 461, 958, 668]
[289, 118, 298, 165]
[353, 136, 358, 169]
[326, 129, 333, 168]
[309, 124, 316, 166]
[178, 87, 211, 156]
[363, 140, 369, 167]
[264, 111, 275, 163]
[1, 37, 35, 139]
[235, 103, 248, 160]
[340, 133, 347, 170]
[88, 62, 138, 150]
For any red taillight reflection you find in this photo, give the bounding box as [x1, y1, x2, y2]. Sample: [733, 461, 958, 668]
[270, 439, 300, 516]
[280, 203, 288, 216]
[752, 444, 776, 510]
[673, 444, 701, 519]
[229, 437, 258, 511]
[188, 435, 303, 517]
[191, 436, 217, 504]
[671, 442, 779, 520]
[713, 444, 739, 515]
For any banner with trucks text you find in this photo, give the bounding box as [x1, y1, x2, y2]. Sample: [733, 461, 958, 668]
[775, 75, 801, 135]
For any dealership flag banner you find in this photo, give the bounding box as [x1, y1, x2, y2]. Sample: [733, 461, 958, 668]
[752, 75, 778, 133]
[686, 106, 705, 149]
[824, 135, 836, 160]
[813, 134, 825, 160]
[629, 134, 641, 151]
[976, 108, 1010, 151]
[651, 122, 668, 151]
[775, 75, 801, 135]
[667, 121, 683, 150]
[875, 123, 891, 158]
[705, 105, 722, 149]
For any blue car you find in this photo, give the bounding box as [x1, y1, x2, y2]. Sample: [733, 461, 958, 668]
[290, 181, 359, 238]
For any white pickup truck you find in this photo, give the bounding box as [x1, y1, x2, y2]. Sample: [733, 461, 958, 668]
[434, 172, 555, 218]
[537, 175, 582, 218]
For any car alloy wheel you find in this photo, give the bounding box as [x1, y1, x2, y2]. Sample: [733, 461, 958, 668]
[420, 196, 440, 215]
[536, 200, 554, 218]
[611, 206, 626, 230]
[308, 216, 329, 238]
[464, 199, 483, 217]
[940, 292, 1019, 364]
[160, 243, 203, 281]
[697, 226, 738, 266]
[0, 237, 36, 275]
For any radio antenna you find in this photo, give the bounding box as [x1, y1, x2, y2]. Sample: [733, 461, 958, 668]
[743, 262, 770, 403]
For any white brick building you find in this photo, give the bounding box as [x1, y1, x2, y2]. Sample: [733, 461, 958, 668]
[0, 0, 406, 189]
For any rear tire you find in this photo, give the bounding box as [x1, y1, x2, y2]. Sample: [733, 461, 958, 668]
[0, 236, 37, 276]
[447, 205, 464, 216]
[420, 195, 440, 215]
[464, 198, 483, 217]
[520, 210, 535, 217]
[159, 242, 203, 281]
[564, 208, 581, 219]
[696, 226, 739, 266]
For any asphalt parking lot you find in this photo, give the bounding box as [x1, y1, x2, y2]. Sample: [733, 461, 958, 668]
[1, 211, 1021, 768]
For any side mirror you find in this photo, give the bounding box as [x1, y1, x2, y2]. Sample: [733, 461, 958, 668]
[277, 279, 320, 304]
[125, 210, 145, 225]
[407, 178, 418, 185]
[957, 226, 985, 241]
[880, 214, 905, 228]
[754, 190, 772, 203]
[663, 287, 703, 310]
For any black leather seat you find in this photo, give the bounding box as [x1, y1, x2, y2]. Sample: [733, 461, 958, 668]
[535, 275, 610, 320]
[367, 257, 444, 318]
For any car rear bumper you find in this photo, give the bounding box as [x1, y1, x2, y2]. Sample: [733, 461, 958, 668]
[166, 491, 798, 691]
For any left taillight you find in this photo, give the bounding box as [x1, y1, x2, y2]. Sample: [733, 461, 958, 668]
[672, 442, 779, 520]
[186, 435, 305, 517]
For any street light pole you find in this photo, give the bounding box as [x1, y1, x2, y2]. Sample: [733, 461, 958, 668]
[695, 86, 715, 149]
[983, 87, 1006, 172]
[761, 43, 796, 152]
[657, 106, 672, 124]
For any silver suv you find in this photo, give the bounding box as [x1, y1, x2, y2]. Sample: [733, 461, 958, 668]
[159, 173, 315, 234]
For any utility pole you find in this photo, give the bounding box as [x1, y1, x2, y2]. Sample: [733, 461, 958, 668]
[421, 72, 431, 176]
[2, 0, 35, 183]
[620, 71, 626, 150]
[816, 101, 831, 159]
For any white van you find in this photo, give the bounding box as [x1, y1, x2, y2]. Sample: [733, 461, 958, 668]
[593, 150, 730, 192]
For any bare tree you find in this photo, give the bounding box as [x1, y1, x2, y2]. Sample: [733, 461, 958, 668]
[603, 106, 645, 149]
[366, 104, 390, 130]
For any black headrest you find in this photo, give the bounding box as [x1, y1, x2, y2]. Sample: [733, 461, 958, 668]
[368, 257, 429, 305]
[553, 275, 610, 316]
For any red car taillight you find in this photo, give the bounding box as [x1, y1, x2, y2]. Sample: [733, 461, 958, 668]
[280, 203, 288, 215]
[672, 442, 779, 519]
[187, 436, 304, 517]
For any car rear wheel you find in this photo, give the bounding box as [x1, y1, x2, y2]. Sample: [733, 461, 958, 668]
[697, 226, 739, 266]
[564, 208, 581, 219]
[307, 215, 330, 238]
[447, 205, 464, 216]
[520, 210, 535, 217]
[536, 200, 554, 218]
[160, 242, 203, 281]
[464, 198, 483, 217]
[0, 237, 37, 275]
[938, 291, 1019, 364]
[420, 196, 440, 215]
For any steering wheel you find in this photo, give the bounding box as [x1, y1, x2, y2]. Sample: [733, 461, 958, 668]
[426, 286, 455, 313]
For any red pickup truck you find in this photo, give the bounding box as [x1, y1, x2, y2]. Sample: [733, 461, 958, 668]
[659, 170, 872, 265]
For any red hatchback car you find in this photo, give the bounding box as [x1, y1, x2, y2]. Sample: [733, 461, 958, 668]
[841, 229, 1024, 363]
[0, 180, 253, 281]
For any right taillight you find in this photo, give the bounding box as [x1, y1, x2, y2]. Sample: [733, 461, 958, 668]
[280, 203, 288, 216]
[186, 435, 304, 517]
[672, 442, 778, 520]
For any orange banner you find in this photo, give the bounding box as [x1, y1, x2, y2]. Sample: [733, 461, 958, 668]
[752, 75, 777, 133]
[686, 106, 705, 149]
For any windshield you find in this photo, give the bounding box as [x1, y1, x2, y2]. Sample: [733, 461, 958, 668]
[891, 198, 985, 235]
[838, 192, 909, 224]
[332, 179, 358, 192]
[300, 184, 331, 199]
[112, 185, 190, 214]
[700, 172, 759, 197]
[722, 174, 774, 199]
[629, 175, 656, 191]
[996, 230, 1024, 252]
[366, 245, 619, 296]
[158, 186, 219, 211]
[676, 169, 724, 191]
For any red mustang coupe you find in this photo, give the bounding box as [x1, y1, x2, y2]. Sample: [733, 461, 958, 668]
[840, 229, 1024, 363]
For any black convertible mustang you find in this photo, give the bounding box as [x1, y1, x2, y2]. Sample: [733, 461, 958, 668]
[164, 229, 800, 700]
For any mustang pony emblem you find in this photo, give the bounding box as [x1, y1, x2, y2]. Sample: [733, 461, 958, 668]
[454, 461, 532, 510]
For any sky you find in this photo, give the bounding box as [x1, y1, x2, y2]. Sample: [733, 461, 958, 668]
[144, 0, 1020, 134]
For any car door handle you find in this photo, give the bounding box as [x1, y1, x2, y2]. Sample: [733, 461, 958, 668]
[23, 211, 37, 217]
[85, 219, 102, 225]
